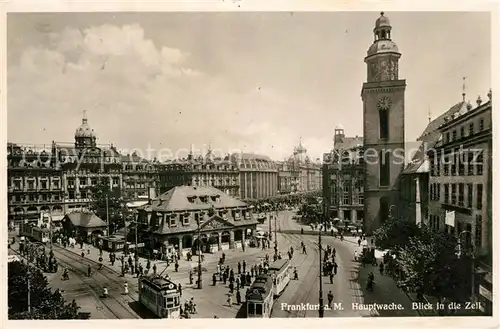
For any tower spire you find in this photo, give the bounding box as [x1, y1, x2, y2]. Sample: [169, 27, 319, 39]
[462, 76, 467, 102]
[428, 105, 431, 123]
[82, 109, 88, 123]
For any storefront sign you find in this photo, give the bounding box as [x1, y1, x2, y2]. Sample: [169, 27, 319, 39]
[479, 285, 492, 301]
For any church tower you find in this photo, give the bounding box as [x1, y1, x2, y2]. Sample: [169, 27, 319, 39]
[362, 12, 406, 234]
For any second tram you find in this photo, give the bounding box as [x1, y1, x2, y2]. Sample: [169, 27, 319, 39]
[138, 275, 181, 319]
[19, 222, 50, 244]
[268, 258, 291, 296]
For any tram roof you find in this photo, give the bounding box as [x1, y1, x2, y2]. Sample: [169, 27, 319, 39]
[246, 275, 273, 301]
[268, 258, 289, 271]
[140, 275, 177, 291]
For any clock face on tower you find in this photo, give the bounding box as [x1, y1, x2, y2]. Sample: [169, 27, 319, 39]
[377, 96, 392, 110]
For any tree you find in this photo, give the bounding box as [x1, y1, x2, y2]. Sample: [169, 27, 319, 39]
[8, 261, 90, 319]
[395, 228, 466, 302]
[372, 217, 422, 251]
[89, 183, 130, 234]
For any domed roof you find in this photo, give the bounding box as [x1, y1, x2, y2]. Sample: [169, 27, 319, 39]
[367, 39, 399, 56]
[335, 124, 344, 130]
[375, 12, 391, 29]
[75, 117, 95, 138]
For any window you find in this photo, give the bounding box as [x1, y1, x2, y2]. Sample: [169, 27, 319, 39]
[479, 118, 484, 131]
[443, 155, 449, 175]
[430, 158, 435, 176]
[475, 215, 482, 247]
[458, 153, 465, 176]
[445, 132, 450, 144]
[467, 152, 474, 175]
[451, 184, 457, 205]
[248, 302, 255, 315]
[476, 184, 483, 209]
[358, 194, 364, 204]
[436, 156, 441, 176]
[183, 215, 189, 225]
[379, 109, 389, 139]
[476, 151, 483, 175]
[467, 184, 473, 208]
[451, 152, 457, 176]
[256, 303, 263, 315]
[444, 184, 449, 204]
[437, 183, 441, 201]
[170, 217, 177, 227]
[343, 194, 350, 205]
[379, 151, 390, 187]
[41, 181, 48, 189]
[452, 130, 457, 141]
[469, 122, 474, 136]
[28, 181, 35, 190]
[458, 183, 464, 207]
[460, 126, 465, 139]
[113, 178, 119, 185]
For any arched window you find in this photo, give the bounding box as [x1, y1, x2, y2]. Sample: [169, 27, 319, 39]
[379, 151, 390, 187]
[379, 109, 389, 139]
[379, 196, 389, 224]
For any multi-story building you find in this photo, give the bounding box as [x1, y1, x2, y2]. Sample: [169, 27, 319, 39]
[362, 12, 406, 234]
[323, 126, 364, 225]
[159, 148, 240, 198]
[232, 153, 278, 200]
[52, 114, 123, 213]
[277, 160, 299, 194]
[426, 90, 492, 310]
[7, 143, 64, 224]
[121, 152, 159, 199]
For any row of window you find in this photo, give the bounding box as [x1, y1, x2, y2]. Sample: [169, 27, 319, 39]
[430, 150, 484, 177]
[431, 216, 480, 249]
[166, 210, 250, 227]
[331, 194, 364, 205]
[11, 180, 61, 190]
[11, 194, 61, 203]
[432, 183, 483, 209]
[443, 118, 486, 145]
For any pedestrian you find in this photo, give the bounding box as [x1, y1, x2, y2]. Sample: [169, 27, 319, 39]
[123, 282, 129, 295]
[329, 272, 334, 284]
[242, 260, 246, 273]
[246, 272, 251, 285]
[81, 251, 85, 258]
[153, 263, 157, 275]
[236, 290, 241, 304]
[213, 273, 217, 286]
[333, 262, 338, 275]
[379, 262, 384, 275]
[175, 261, 179, 272]
[327, 291, 334, 308]
[98, 256, 103, 270]
[229, 281, 234, 294]
[354, 251, 358, 262]
[87, 265, 91, 277]
[237, 262, 241, 274]
[178, 283, 182, 297]
[358, 238, 362, 247]
[227, 294, 233, 306]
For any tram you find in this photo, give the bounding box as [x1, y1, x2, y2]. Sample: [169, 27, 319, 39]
[19, 222, 50, 244]
[268, 258, 291, 296]
[246, 275, 274, 318]
[138, 275, 181, 319]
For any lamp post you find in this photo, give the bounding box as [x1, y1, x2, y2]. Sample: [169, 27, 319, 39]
[457, 230, 475, 299]
[318, 199, 325, 318]
[196, 218, 203, 289]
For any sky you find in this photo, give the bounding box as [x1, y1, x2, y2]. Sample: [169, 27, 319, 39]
[7, 11, 491, 161]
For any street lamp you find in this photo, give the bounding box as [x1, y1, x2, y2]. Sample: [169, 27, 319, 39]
[318, 197, 325, 318]
[196, 217, 203, 289]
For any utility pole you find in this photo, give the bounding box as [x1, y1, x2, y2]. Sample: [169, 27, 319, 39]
[274, 210, 278, 252]
[318, 200, 325, 318]
[106, 194, 110, 236]
[197, 218, 202, 289]
[48, 212, 53, 251]
[27, 260, 31, 314]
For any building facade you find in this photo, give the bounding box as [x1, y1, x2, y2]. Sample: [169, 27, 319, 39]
[323, 126, 364, 225]
[7, 143, 65, 223]
[427, 92, 492, 255]
[232, 153, 279, 200]
[135, 186, 258, 257]
[426, 90, 492, 310]
[362, 12, 406, 234]
[158, 149, 240, 198]
[121, 153, 160, 200]
[277, 160, 299, 194]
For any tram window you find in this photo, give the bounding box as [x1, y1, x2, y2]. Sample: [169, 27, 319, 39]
[256, 304, 263, 315]
[248, 302, 255, 314]
[167, 297, 174, 308]
[175, 297, 180, 306]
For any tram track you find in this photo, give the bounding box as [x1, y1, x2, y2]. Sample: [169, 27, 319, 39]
[52, 245, 140, 319]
